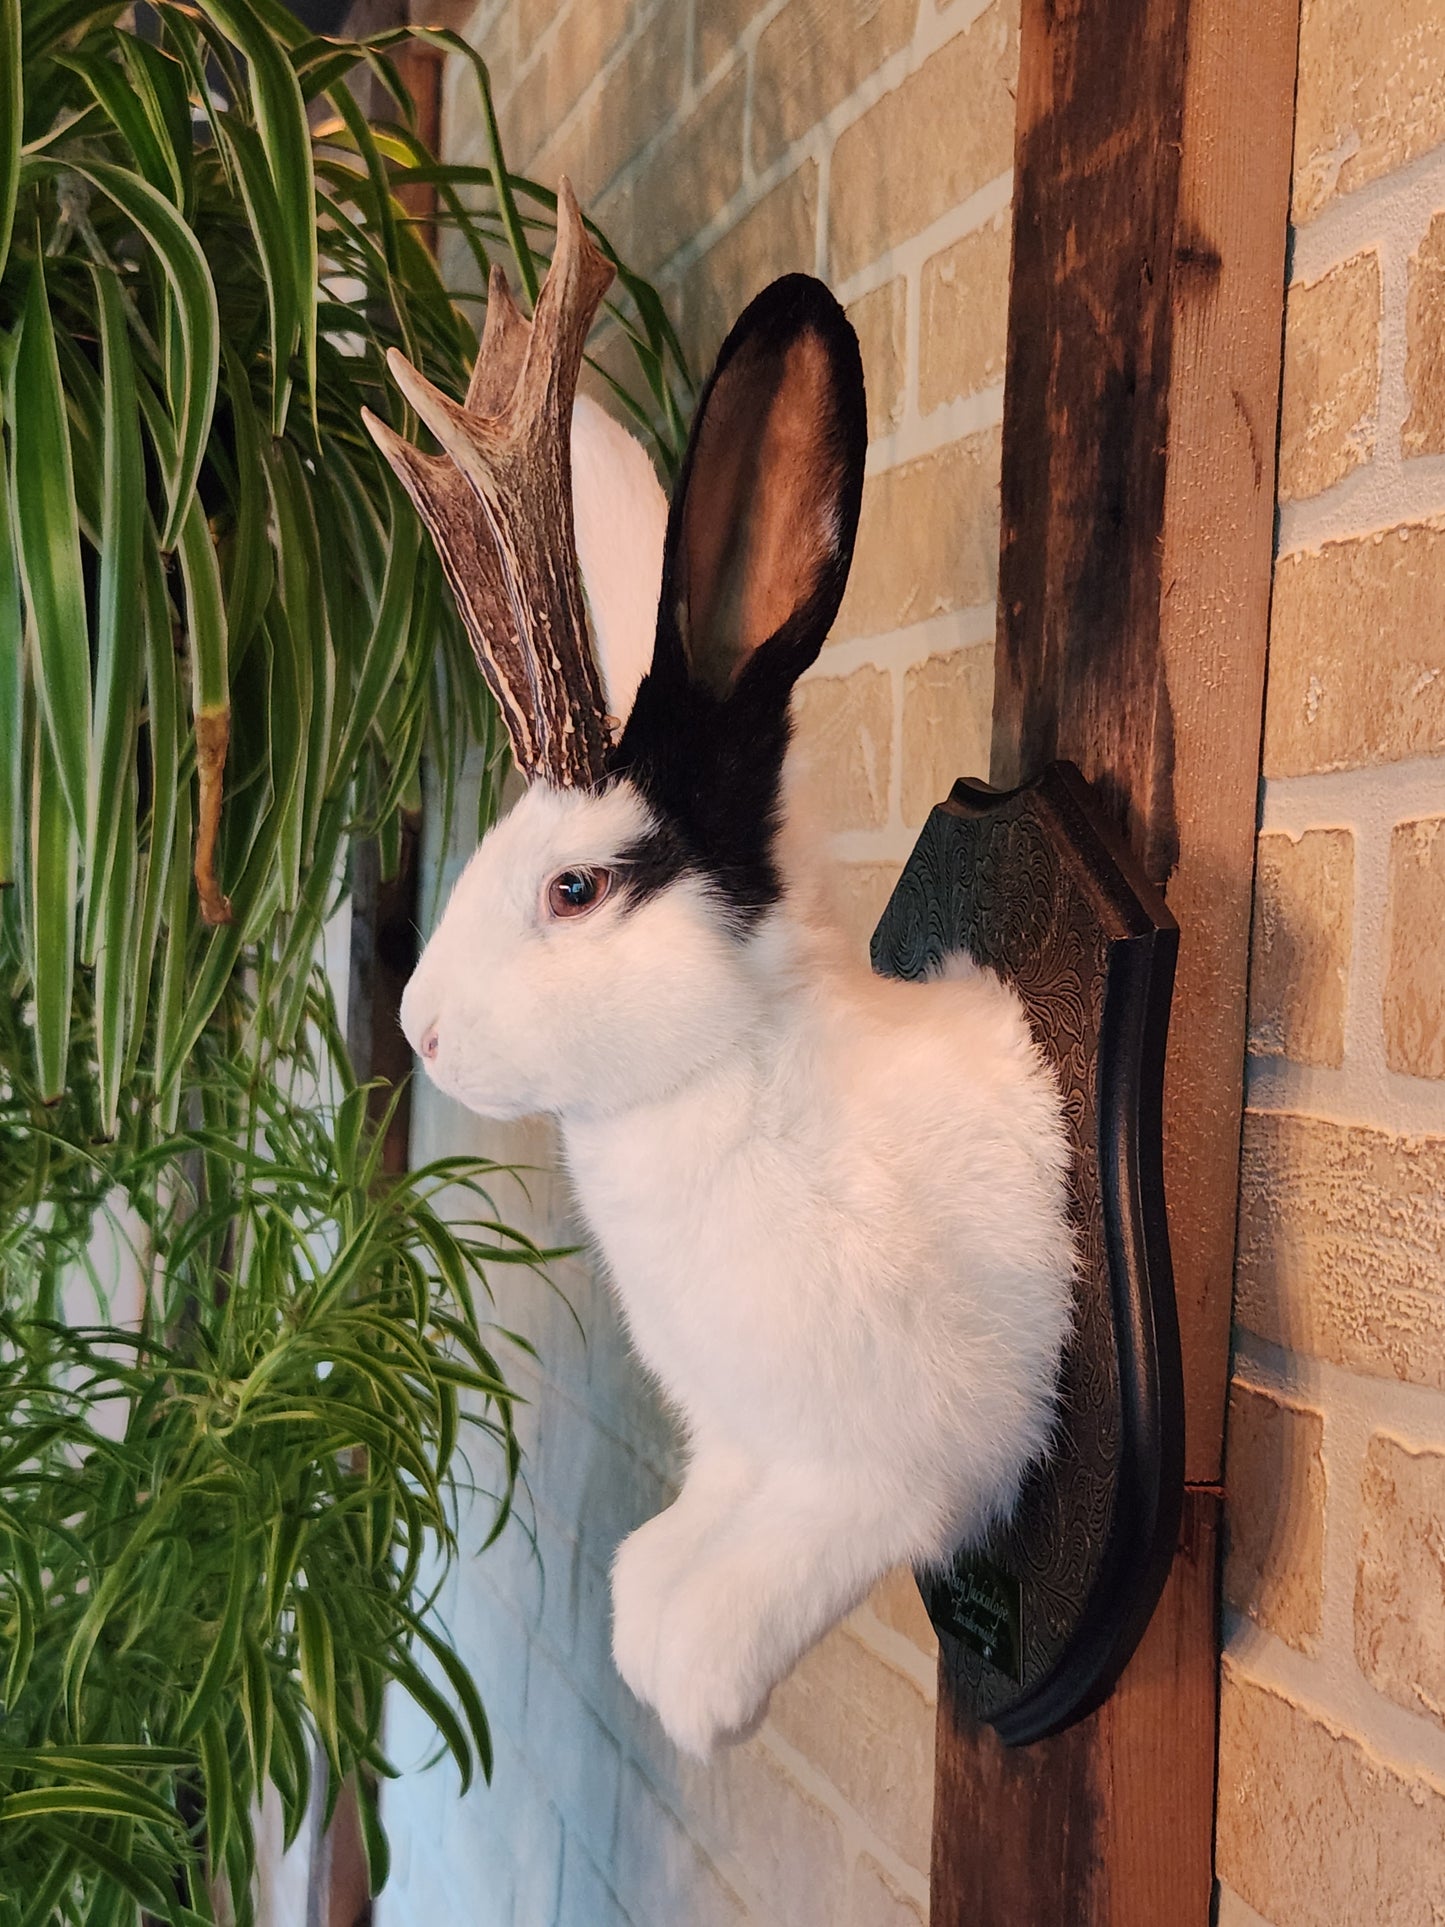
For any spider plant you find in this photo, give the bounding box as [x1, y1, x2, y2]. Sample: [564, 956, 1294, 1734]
[0, 0, 691, 1917]
[0, 971, 568, 1924]
[0, 0, 691, 1124]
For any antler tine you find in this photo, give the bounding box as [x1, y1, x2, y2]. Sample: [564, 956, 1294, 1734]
[363, 178, 616, 787]
[359, 405, 542, 770]
[464, 265, 528, 414]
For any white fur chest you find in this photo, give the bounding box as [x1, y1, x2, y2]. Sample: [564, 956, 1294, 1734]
[560, 1043, 899, 1456]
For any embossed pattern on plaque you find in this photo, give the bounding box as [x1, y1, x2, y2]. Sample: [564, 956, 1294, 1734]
[871, 763, 1181, 1744]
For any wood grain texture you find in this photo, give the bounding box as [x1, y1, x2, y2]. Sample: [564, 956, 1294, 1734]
[1153, 0, 1300, 1485]
[940, 0, 1299, 1915]
[991, 0, 1297, 1487]
[932, 1491, 1219, 1927]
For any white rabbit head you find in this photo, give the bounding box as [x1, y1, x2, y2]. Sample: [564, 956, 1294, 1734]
[399, 275, 867, 1122]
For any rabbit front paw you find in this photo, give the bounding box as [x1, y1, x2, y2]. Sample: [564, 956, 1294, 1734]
[610, 1515, 682, 1711]
[612, 1522, 771, 1756]
[646, 1598, 772, 1759]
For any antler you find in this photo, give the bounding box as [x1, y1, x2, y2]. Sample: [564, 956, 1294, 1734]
[361, 179, 615, 787]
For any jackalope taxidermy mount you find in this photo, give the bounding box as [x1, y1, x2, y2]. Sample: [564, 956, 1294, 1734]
[364, 182, 1074, 1757]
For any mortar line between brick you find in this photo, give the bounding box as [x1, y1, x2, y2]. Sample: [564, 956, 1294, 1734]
[1244, 1052, 1445, 1134]
[1232, 1329, 1445, 1429]
[832, 169, 1014, 308]
[1277, 454, 1445, 549]
[823, 601, 997, 677]
[1222, 1620, 1445, 1788]
[865, 380, 1005, 476]
[1376, 235, 1410, 471]
[1259, 756, 1445, 823]
[640, 0, 1010, 286]
[1291, 143, 1445, 287]
[753, 1727, 934, 1909]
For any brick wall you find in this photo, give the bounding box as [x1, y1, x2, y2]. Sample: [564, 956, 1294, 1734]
[376, 4, 1018, 1923]
[372, 4, 1445, 1923]
[1215, 2, 1445, 1918]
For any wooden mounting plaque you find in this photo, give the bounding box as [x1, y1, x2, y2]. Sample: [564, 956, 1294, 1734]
[872, 761, 1181, 1744]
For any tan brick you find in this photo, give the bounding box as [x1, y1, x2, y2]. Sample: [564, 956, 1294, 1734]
[1405, 212, 1445, 456]
[498, 0, 635, 164]
[681, 163, 819, 370]
[828, 4, 1018, 282]
[626, 62, 748, 272]
[865, 1565, 939, 1660]
[592, 172, 640, 267]
[768, 1626, 935, 1873]
[848, 277, 908, 442]
[1263, 520, 1445, 777]
[848, 1854, 925, 1927]
[577, 317, 667, 424]
[1278, 251, 1380, 502]
[1247, 828, 1354, 1069]
[1223, 1383, 1326, 1653]
[710, 1742, 848, 1925]
[837, 428, 1001, 642]
[900, 643, 993, 825]
[1216, 1888, 1278, 1927]
[578, 3, 688, 198]
[1384, 815, 1445, 1079]
[515, 0, 566, 56]
[829, 861, 902, 960]
[525, 111, 594, 209]
[694, 0, 768, 82]
[1218, 1668, 1445, 1924]
[543, 0, 634, 124]
[794, 665, 893, 830]
[919, 215, 1011, 414]
[1235, 1111, 1445, 1391]
[751, 0, 917, 174]
[1293, 0, 1445, 222]
[1355, 1432, 1445, 1729]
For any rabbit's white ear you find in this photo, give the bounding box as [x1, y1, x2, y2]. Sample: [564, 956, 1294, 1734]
[571, 394, 668, 727]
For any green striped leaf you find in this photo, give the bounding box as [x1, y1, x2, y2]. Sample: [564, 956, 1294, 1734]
[199, 0, 317, 427]
[116, 31, 193, 212]
[9, 250, 91, 839]
[34, 155, 220, 552]
[82, 263, 145, 966]
[238, 1629, 274, 1790]
[27, 680, 77, 1103]
[220, 117, 299, 434]
[138, 374, 231, 924]
[0, 0, 19, 283]
[178, 1532, 250, 1742]
[122, 539, 180, 1091]
[218, 351, 274, 663]
[92, 758, 137, 1137]
[294, 1588, 339, 1775]
[0, 405, 22, 889]
[196, 1713, 235, 1870]
[55, 47, 177, 202]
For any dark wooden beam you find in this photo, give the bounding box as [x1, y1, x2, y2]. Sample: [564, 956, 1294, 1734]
[933, 0, 1299, 1916]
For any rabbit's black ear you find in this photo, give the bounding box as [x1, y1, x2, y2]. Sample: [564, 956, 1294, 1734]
[656, 275, 866, 700]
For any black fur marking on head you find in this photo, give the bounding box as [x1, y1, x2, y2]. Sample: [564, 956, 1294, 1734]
[609, 668, 794, 925]
[608, 273, 867, 928]
[613, 812, 695, 913]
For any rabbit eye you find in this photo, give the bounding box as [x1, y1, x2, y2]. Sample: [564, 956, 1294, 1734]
[546, 868, 612, 919]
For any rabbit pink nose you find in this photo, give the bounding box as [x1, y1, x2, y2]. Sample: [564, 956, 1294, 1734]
[419, 1024, 439, 1061]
